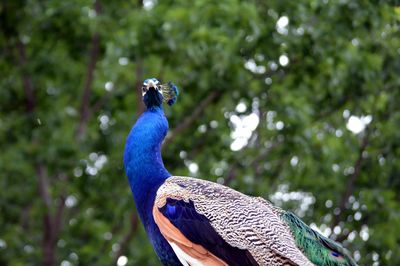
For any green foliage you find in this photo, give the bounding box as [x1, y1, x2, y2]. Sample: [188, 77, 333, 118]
[1, 0, 399, 265]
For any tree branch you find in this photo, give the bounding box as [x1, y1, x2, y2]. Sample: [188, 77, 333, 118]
[315, 96, 350, 121]
[16, 40, 35, 114]
[92, 90, 112, 115]
[111, 212, 139, 266]
[37, 165, 57, 266]
[163, 90, 222, 148]
[331, 129, 370, 228]
[96, 222, 123, 263]
[76, 0, 101, 139]
[224, 140, 282, 186]
[225, 163, 239, 185]
[21, 204, 32, 231]
[53, 195, 66, 238]
[37, 165, 52, 211]
[15, 9, 76, 266]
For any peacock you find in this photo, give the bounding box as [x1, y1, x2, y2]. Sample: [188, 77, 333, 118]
[123, 78, 357, 266]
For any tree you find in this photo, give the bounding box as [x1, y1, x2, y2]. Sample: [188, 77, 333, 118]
[0, 0, 399, 265]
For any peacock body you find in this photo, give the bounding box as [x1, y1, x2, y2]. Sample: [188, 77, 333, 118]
[123, 78, 357, 266]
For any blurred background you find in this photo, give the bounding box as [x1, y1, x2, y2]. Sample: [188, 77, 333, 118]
[1, 0, 400, 265]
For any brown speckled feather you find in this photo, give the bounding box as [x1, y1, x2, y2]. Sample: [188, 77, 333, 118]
[155, 176, 315, 266]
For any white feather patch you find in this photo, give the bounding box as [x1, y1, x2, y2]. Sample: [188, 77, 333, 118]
[169, 242, 204, 266]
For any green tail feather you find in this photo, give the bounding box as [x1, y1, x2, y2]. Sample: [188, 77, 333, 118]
[282, 212, 358, 266]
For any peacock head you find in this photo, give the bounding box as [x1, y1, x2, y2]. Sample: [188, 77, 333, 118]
[142, 78, 179, 110]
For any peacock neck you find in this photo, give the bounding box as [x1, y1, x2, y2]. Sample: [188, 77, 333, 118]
[124, 106, 181, 265]
[124, 107, 171, 225]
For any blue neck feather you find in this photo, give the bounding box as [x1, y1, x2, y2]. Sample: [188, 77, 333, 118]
[123, 106, 180, 265]
[124, 106, 170, 223]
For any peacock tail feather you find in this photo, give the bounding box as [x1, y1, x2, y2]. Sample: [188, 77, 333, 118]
[282, 212, 357, 266]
